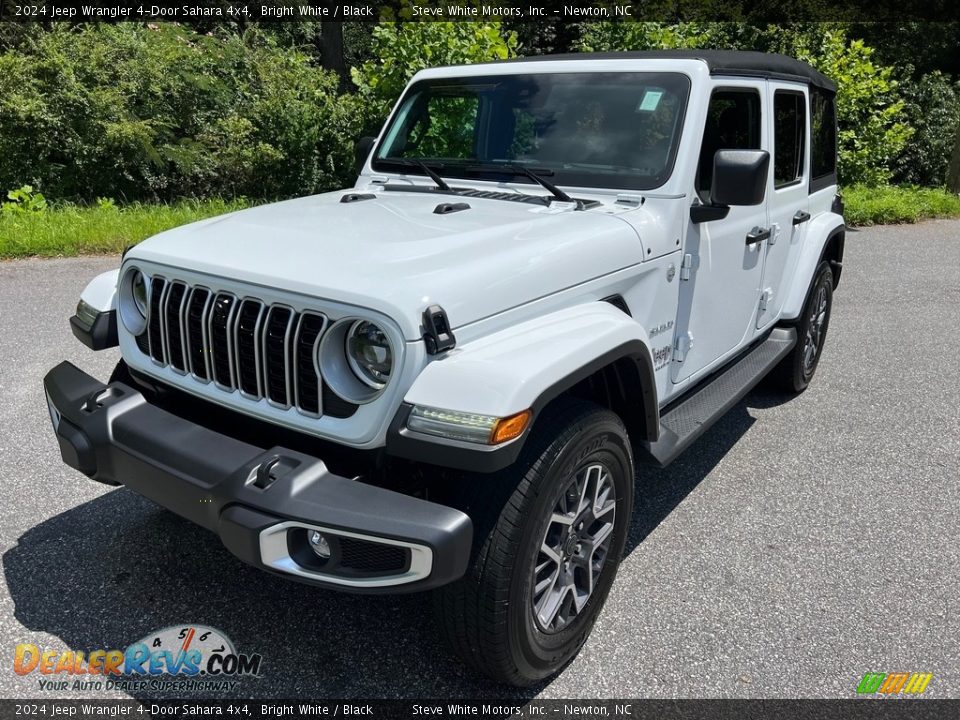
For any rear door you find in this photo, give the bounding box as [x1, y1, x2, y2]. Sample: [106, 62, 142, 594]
[757, 82, 810, 328]
[672, 82, 769, 384]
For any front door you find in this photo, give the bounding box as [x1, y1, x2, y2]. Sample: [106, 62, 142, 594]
[757, 83, 810, 328]
[672, 83, 769, 384]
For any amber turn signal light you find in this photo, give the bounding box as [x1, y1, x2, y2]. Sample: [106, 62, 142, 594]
[490, 410, 532, 444]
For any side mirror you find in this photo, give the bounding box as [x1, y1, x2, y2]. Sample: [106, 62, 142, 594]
[354, 136, 376, 176]
[711, 149, 769, 207]
[690, 149, 769, 224]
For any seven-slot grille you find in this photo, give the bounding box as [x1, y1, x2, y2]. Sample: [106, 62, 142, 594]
[140, 276, 355, 418]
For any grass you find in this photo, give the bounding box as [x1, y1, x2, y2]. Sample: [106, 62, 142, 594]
[0, 199, 249, 259]
[843, 185, 960, 226]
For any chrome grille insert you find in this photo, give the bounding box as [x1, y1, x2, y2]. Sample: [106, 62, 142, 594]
[185, 288, 212, 381]
[134, 279, 346, 418]
[209, 293, 237, 390]
[263, 306, 295, 407]
[164, 281, 189, 374]
[235, 299, 265, 399]
[147, 277, 167, 364]
[293, 312, 327, 416]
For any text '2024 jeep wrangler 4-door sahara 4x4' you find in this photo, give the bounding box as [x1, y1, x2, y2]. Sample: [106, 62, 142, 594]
[45, 50, 844, 685]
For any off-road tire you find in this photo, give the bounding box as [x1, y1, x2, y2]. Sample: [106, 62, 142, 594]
[436, 398, 634, 686]
[769, 260, 834, 393]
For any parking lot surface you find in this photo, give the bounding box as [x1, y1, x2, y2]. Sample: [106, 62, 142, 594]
[1, 220, 958, 699]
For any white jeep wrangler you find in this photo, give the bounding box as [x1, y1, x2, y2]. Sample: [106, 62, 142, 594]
[44, 50, 844, 685]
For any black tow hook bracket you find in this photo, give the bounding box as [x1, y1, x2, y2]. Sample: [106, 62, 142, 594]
[82, 386, 124, 413]
[252, 454, 301, 490]
[422, 305, 456, 355]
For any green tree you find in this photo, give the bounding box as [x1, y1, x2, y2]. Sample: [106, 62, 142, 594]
[351, 21, 518, 129]
[892, 71, 960, 186]
[0, 24, 364, 201]
[785, 27, 911, 186]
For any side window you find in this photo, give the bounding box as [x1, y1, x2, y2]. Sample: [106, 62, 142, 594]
[697, 89, 762, 201]
[392, 93, 480, 160]
[810, 88, 837, 182]
[773, 90, 806, 188]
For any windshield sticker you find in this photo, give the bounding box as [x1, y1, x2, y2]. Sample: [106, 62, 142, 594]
[637, 90, 664, 112]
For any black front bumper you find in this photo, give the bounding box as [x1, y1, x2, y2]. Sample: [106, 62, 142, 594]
[43, 361, 472, 593]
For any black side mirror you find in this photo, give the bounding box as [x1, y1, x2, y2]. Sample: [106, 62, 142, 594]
[354, 136, 375, 176]
[711, 149, 769, 206]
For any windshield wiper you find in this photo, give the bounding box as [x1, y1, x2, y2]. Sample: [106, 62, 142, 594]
[380, 158, 452, 192]
[465, 163, 575, 205]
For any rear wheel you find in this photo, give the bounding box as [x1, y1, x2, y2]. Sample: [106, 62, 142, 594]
[769, 261, 834, 393]
[436, 398, 634, 686]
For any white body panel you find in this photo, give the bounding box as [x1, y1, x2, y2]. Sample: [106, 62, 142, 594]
[405, 302, 652, 418]
[129, 191, 645, 342]
[781, 209, 844, 319]
[80, 269, 119, 312]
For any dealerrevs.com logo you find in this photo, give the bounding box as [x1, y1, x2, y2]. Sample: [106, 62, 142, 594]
[14, 625, 262, 692]
[857, 672, 933, 696]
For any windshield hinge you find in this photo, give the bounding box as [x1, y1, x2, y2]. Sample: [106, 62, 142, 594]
[615, 194, 644, 208]
[680, 253, 695, 281]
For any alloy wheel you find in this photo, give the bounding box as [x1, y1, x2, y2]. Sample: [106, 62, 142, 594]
[532, 463, 617, 634]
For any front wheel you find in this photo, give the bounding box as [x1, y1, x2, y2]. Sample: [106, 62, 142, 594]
[436, 398, 634, 686]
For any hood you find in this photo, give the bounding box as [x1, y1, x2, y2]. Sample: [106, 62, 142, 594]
[130, 189, 646, 340]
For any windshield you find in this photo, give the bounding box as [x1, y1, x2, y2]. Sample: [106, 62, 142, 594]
[374, 72, 691, 192]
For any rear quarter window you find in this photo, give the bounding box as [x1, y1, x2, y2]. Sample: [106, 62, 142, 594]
[810, 88, 837, 188]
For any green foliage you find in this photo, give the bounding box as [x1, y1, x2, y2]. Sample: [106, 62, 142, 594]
[351, 22, 518, 126]
[0, 198, 248, 258]
[0, 25, 363, 202]
[581, 21, 721, 52]
[843, 185, 960, 226]
[892, 71, 960, 187]
[788, 28, 911, 186]
[582, 23, 911, 186]
[2, 185, 47, 216]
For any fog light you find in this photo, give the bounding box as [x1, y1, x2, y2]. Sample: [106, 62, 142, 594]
[308, 530, 331, 559]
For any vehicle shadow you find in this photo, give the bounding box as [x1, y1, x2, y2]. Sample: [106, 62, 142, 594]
[4, 390, 784, 700]
[625, 388, 792, 554]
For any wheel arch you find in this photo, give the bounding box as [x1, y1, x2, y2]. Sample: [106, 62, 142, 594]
[389, 302, 660, 473]
[529, 341, 659, 447]
[781, 214, 845, 320]
[821, 226, 845, 289]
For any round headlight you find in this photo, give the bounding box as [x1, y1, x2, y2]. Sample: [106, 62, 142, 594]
[345, 320, 393, 388]
[119, 267, 149, 336]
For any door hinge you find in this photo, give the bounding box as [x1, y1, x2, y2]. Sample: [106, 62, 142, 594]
[769, 223, 781, 246]
[680, 253, 694, 281]
[759, 288, 773, 313]
[673, 332, 693, 362]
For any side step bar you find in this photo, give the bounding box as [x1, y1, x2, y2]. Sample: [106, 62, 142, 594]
[642, 327, 797, 467]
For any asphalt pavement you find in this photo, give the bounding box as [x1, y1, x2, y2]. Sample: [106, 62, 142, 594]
[1, 220, 958, 700]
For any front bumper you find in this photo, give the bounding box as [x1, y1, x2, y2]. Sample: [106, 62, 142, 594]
[42, 361, 472, 593]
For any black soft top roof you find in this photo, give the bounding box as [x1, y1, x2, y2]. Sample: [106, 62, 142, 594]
[497, 50, 836, 93]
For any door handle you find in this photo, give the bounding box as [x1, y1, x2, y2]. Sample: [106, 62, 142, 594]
[746, 227, 771, 245]
[793, 210, 811, 225]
